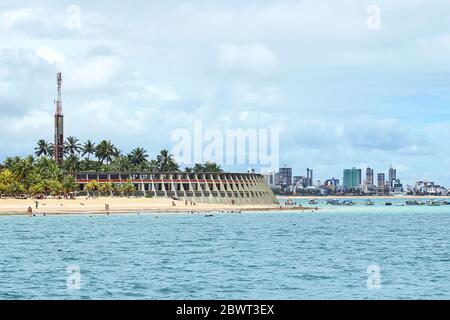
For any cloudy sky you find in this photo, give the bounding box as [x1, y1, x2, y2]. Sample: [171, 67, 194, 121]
[1, 0, 450, 185]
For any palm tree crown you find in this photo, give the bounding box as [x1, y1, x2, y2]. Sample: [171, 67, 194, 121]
[64, 136, 81, 156]
[35, 140, 50, 157]
[130, 147, 149, 166]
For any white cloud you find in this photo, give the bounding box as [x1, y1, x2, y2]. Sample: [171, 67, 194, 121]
[35, 46, 65, 65]
[0, 8, 35, 30]
[144, 85, 179, 101]
[66, 55, 123, 89]
[218, 43, 278, 72]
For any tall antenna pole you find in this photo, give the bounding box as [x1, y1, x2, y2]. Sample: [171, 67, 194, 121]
[54, 70, 64, 166]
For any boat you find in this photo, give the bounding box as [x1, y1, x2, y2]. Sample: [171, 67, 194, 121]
[342, 200, 355, 206]
[309, 199, 318, 205]
[364, 199, 374, 206]
[385, 202, 393, 206]
[427, 200, 441, 206]
[285, 198, 295, 206]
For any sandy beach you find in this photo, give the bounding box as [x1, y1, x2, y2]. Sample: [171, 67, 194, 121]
[0, 197, 310, 216]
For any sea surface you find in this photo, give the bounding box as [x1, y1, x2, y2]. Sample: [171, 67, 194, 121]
[1, 197, 449, 300]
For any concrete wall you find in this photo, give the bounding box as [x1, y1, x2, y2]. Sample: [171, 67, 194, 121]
[74, 172, 279, 205]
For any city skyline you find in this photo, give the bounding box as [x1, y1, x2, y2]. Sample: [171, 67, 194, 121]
[267, 164, 447, 191]
[1, 1, 450, 185]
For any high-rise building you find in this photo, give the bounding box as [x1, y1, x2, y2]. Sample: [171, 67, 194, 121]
[278, 167, 292, 190]
[377, 173, 385, 188]
[388, 166, 397, 188]
[343, 168, 362, 189]
[307, 168, 313, 187]
[324, 178, 339, 187]
[366, 167, 374, 185]
[262, 171, 277, 188]
[54, 71, 64, 166]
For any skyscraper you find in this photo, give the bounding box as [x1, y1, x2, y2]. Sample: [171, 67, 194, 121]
[278, 167, 292, 190]
[388, 166, 397, 188]
[366, 167, 374, 185]
[54, 71, 64, 166]
[377, 173, 385, 188]
[343, 168, 362, 189]
[307, 168, 313, 187]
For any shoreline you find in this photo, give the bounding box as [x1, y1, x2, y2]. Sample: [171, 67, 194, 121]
[277, 195, 450, 199]
[0, 197, 315, 216]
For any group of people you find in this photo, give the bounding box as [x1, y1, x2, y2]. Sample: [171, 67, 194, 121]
[184, 200, 196, 206]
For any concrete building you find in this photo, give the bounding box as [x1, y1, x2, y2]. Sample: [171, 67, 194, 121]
[343, 168, 361, 190]
[278, 167, 292, 191]
[73, 172, 278, 205]
[388, 166, 397, 188]
[306, 168, 313, 187]
[377, 173, 385, 188]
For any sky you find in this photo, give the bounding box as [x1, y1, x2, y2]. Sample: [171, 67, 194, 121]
[1, 0, 450, 186]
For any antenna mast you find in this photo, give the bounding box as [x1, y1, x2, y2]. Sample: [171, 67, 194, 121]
[54, 71, 64, 165]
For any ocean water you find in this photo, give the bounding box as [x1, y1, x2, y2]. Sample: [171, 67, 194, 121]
[1, 198, 449, 300]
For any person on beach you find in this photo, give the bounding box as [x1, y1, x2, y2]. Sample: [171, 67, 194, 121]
[105, 203, 110, 213]
[27, 207, 32, 215]
[172, 201, 176, 207]
[34, 201, 39, 209]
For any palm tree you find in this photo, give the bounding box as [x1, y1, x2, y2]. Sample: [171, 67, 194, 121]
[110, 156, 132, 172]
[35, 140, 50, 157]
[12, 156, 34, 182]
[64, 136, 81, 155]
[64, 155, 81, 172]
[156, 149, 179, 172]
[2, 157, 16, 169]
[47, 143, 55, 158]
[193, 163, 205, 173]
[95, 140, 116, 165]
[81, 140, 96, 160]
[129, 147, 149, 166]
[63, 175, 79, 194]
[203, 161, 223, 173]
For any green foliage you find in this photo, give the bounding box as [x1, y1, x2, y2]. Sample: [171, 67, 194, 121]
[85, 180, 100, 196]
[98, 182, 114, 196]
[63, 175, 79, 194]
[0, 139, 217, 198]
[0, 169, 14, 196]
[48, 179, 63, 196]
[120, 181, 136, 197]
[185, 162, 223, 173]
[64, 136, 82, 155]
[29, 181, 46, 196]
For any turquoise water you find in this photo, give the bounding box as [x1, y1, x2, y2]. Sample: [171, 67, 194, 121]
[1, 198, 449, 300]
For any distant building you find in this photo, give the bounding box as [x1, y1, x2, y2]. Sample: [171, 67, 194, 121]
[293, 175, 306, 187]
[324, 178, 339, 187]
[324, 178, 339, 193]
[262, 171, 277, 188]
[414, 180, 447, 195]
[377, 173, 385, 188]
[278, 167, 292, 191]
[307, 168, 313, 187]
[392, 179, 404, 193]
[388, 166, 397, 188]
[343, 168, 361, 190]
[366, 167, 374, 186]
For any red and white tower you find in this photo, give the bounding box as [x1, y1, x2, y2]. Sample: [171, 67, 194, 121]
[54, 71, 64, 165]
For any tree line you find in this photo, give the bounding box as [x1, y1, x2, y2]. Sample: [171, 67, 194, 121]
[0, 137, 223, 198]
